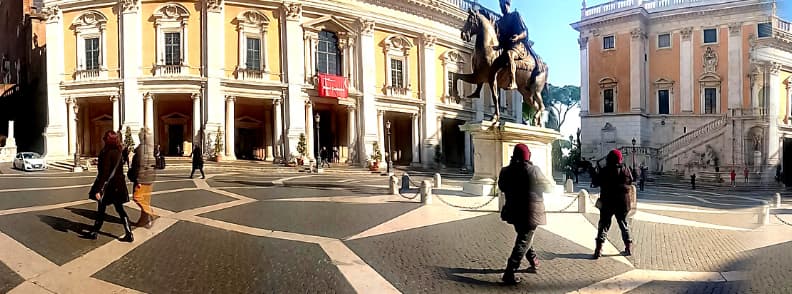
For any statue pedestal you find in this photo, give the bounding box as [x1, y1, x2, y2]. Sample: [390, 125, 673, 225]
[460, 121, 561, 197]
[753, 151, 762, 172]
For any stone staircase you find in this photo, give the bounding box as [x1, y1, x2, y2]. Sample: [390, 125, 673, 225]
[657, 115, 729, 169]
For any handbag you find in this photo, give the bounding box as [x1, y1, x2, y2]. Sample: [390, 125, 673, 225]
[95, 153, 124, 202]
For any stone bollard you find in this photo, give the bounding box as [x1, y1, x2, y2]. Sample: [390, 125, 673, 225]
[401, 173, 411, 192]
[775, 193, 782, 208]
[578, 189, 589, 213]
[389, 175, 399, 195]
[421, 180, 433, 205]
[759, 204, 770, 225]
[498, 191, 506, 212]
[565, 179, 574, 193]
[434, 173, 442, 188]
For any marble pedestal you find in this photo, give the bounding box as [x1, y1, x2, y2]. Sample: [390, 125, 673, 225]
[460, 120, 561, 196]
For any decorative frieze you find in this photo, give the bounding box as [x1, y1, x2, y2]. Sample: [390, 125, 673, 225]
[283, 2, 302, 21]
[359, 18, 375, 36]
[422, 34, 437, 48]
[206, 0, 223, 13]
[578, 36, 588, 50]
[769, 62, 781, 75]
[42, 5, 61, 22]
[630, 28, 645, 39]
[728, 22, 742, 36]
[120, 0, 139, 13]
[680, 27, 693, 41]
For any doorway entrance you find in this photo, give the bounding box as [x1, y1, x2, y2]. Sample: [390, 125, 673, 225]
[784, 138, 792, 186]
[441, 118, 465, 168]
[168, 124, 184, 155]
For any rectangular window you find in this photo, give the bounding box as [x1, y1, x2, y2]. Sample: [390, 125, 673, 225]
[164, 32, 181, 65]
[704, 88, 717, 114]
[85, 38, 100, 70]
[447, 71, 454, 96]
[603, 35, 615, 49]
[316, 31, 340, 75]
[657, 33, 671, 49]
[758, 22, 772, 38]
[658, 89, 670, 114]
[604, 89, 614, 113]
[703, 28, 717, 44]
[246, 37, 261, 70]
[391, 59, 404, 88]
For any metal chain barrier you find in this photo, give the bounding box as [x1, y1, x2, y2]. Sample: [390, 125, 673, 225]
[397, 189, 421, 200]
[433, 192, 499, 210]
[775, 214, 792, 227]
[552, 196, 579, 212]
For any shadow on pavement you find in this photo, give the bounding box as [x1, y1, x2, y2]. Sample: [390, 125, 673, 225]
[438, 266, 504, 287]
[37, 214, 115, 239]
[65, 207, 124, 224]
[214, 180, 275, 187]
[542, 252, 592, 260]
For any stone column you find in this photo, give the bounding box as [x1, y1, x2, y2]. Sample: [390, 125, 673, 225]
[579, 36, 589, 115]
[66, 97, 76, 156]
[305, 100, 315, 160]
[464, 131, 472, 169]
[283, 3, 306, 157]
[192, 93, 201, 142]
[225, 96, 236, 159]
[205, 1, 225, 137]
[347, 106, 357, 164]
[5, 121, 15, 147]
[44, 5, 68, 158]
[420, 34, 438, 167]
[111, 95, 120, 131]
[411, 113, 420, 165]
[630, 28, 645, 112]
[768, 62, 781, 165]
[273, 99, 283, 160]
[377, 110, 385, 161]
[264, 111, 274, 161]
[680, 27, 693, 113]
[121, 0, 142, 143]
[358, 18, 378, 163]
[728, 23, 743, 109]
[143, 93, 154, 130]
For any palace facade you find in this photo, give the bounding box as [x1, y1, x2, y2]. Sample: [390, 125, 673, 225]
[572, 0, 792, 182]
[37, 0, 522, 167]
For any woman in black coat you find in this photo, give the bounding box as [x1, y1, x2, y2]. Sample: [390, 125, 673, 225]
[190, 145, 205, 179]
[82, 131, 133, 242]
[497, 144, 555, 284]
[592, 149, 634, 259]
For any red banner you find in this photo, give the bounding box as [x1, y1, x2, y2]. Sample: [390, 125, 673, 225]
[317, 73, 348, 98]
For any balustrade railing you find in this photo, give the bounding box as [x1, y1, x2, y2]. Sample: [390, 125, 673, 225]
[583, 0, 739, 19]
[775, 16, 792, 34]
[386, 86, 411, 97]
[237, 68, 265, 80]
[155, 64, 183, 76]
[658, 115, 727, 158]
[75, 69, 102, 80]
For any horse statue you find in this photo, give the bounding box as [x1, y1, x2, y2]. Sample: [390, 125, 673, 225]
[453, 8, 548, 126]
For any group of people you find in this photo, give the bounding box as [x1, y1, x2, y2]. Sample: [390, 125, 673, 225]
[318, 146, 340, 168]
[82, 128, 158, 242]
[498, 145, 634, 284]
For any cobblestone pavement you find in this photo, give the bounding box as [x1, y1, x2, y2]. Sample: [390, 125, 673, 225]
[0, 163, 791, 293]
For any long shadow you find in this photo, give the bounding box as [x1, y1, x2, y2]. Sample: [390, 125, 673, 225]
[65, 207, 124, 224]
[438, 266, 545, 287]
[37, 215, 115, 238]
[213, 180, 275, 187]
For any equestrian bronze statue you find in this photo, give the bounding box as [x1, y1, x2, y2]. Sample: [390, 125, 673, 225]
[454, 0, 548, 126]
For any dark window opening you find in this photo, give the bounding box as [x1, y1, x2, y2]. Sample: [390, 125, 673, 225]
[316, 30, 341, 75]
[85, 38, 100, 70]
[658, 89, 670, 114]
[246, 37, 261, 70]
[604, 89, 614, 113]
[603, 36, 615, 49]
[703, 28, 717, 44]
[704, 88, 717, 114]
[164, 32, 181, 65]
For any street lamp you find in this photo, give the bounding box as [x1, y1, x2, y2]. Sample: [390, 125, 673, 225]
[315, 112, 320, 172]
[631, 137, 637, 170]
[386, 120, 392, 175]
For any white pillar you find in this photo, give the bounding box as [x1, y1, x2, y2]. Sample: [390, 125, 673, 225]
[768, 63, 781, 165]
[143, 93, 154, 131]
[411, 113, 420, 165]
[205, 2, 225, 140]
[273, 99, 283, 160]
[192, 93, 201, 142]
[420, 34, 438, 167]
[44, 5, 68, 158]
[121, 0, 143, 143]
[630, 28, 645, 112]
[225, 96, 236, 159]
[347, 106, 357, 164]
[751, 71, 761, 110]
[111, 95, 120, 131]
[728, 23, 743, 109]
[680, 27, 693, 113]
[66, 98, 76, 156]
[358, 18, 378, 163]
[5, 121, 15, 147]
[306, 101, 315, 160]
[377, 110, 385, 160]
[579, 36, 590, 115]
[464, 131, 472, 169]
[283, 3, 306, 157]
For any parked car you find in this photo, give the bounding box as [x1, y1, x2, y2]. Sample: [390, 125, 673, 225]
[13, 152, 47, 171]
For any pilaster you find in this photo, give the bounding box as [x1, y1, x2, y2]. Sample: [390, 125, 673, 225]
[358, 18, 378, 163]
[205, 0, 225, 135]
[728, 23, 742, 109]
[420, 33, 438, 167]
[579, 36, 590, 115]
[273, 99, 283, 161]
[629, 28, 645, 113]
[680, 27, 693, 113]
[121, 0, 143, 139]
[225, 96, 236, 160]
[768, 62, 781, 165]
[44, 5, 68, 158]
[283, 2, 306, 158]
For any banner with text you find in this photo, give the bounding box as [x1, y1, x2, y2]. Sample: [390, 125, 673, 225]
[317, 74, 348, 98]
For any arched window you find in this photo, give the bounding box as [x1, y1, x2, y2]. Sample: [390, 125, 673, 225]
[152, 3, 190, 75]
[317, 30, 341, 76]
[235, 10, 270, 80]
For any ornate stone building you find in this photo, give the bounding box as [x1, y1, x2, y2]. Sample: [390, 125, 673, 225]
[39, 0, 521, 168]
[573, 0, 792, 183]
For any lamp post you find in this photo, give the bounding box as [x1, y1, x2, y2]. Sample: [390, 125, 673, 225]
[631, 137, 637, 171]
[315, 112, 320, 172]
[386, 120, 392, 176]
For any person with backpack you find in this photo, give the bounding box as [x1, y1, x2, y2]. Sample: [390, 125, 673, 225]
[592, 149, 634, 259]
[497, 144, 555, 284]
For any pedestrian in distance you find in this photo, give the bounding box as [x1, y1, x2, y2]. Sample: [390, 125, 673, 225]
[638, 164, 646, 192]
[82, 130, 134, 242]
[332, 146, 339, 163]
[320, 147, 330, 168]
[129, 128, 158, 228]
[497, 144, 555, 284]
[743, 167, 749, 183]
[730, 169, 737, 187]
[592, 149, 634, 259]
[190, 144, 205, 179]
[776, 165, 782, 185]
[690, 173, 696, 190]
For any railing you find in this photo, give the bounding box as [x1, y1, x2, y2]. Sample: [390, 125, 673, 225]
[154, 64, 183, 76]
[75, 69, 102, 80]
[775, 16, 792, 34]
[385, 85, 411, 97]
[583, 0, 741, 19]
[658, 115, 727, 158]
[237, 68, 265, 80]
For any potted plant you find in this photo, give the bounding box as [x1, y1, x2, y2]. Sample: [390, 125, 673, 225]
[123, 126, 135, 165]
[284, 154, 297, 167]
[296, 133, 307, 166]
[369, 141, 382, 171]
[213, 126, 224, 162]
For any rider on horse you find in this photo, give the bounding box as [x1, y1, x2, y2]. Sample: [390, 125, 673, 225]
[496, 0, 531, 90]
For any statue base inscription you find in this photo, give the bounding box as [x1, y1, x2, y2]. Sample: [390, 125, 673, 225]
[460, 120, 561, 197]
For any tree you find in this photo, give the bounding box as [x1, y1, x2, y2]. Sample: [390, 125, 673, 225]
[297, 133, 308, 158]
[213, 126, 224, 157]
[123, 127, 135, 150]
[529, 83, 581, 131]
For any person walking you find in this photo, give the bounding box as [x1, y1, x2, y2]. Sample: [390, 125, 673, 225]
[320, 147, 330, 168]
[129, 128, 158, 228]
[497, 144, 555, 284]
[638, 164, 646, 192]
[730, 169, 737, 187]
[592, 149, 634, 259]
[82, 131, 134, 242]
[743, 167, 749, 183]
[190, 144, 205, 179]
[690, 173, 696, 190]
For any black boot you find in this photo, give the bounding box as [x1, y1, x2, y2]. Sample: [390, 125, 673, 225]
[593, 241, 604, 259]
[502, 268, 521, 285]
[624, 241, 633, 256]
[81, 217, 104, 240]
[119, 217, 134, 242]
[526, 249, 539, 272]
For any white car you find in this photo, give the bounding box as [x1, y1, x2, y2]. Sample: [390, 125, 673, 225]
[13, 152, 48, 171]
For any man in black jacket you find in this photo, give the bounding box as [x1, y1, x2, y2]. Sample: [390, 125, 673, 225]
[593, 149, 634, 259]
